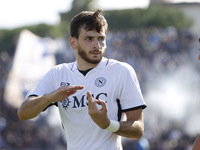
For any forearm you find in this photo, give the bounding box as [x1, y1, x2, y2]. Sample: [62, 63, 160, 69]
[115, 120, 144, 140]
[86, 92, 145, 140]
[18, 85, 84, 120]
[18, 94, 52, 120]
[107, 109, 144, 140]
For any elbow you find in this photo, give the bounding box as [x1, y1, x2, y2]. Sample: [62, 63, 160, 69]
[126, 129, 143, 140]
[133, 120, 144, 140]
[17, 109, 25, 120]
[17, 108, 29, 120]
[129, 125, 144, 140]
[134, 128, 144, 140]
[128, 129, 144, 140]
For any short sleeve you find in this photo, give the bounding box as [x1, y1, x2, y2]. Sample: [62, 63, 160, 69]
[30, 68, 56, 96]
[118, 63, 146, 111]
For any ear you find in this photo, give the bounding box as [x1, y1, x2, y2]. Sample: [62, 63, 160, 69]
[69, 37, 77, 50]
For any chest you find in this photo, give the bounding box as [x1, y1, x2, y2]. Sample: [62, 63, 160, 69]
[56, 69, 121, 119]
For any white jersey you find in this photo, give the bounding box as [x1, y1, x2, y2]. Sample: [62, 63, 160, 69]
[31, 57, 146, 150]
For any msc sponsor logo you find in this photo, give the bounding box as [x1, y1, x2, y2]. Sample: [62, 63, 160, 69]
[61, 93, 107, 109]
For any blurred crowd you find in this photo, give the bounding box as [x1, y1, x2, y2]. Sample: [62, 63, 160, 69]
[0, 27, 200, 150]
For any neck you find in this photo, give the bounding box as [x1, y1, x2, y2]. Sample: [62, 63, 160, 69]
[76, 58, 99, 71]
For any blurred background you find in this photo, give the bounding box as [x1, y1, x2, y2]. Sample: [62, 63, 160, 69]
[0, 0, 200, 149]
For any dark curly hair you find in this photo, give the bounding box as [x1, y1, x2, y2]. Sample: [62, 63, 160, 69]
[70, 9, 108, 39]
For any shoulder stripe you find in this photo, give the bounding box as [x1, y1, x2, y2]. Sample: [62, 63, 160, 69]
[71, 62, 75, 71]
[106, 59, 109, 66]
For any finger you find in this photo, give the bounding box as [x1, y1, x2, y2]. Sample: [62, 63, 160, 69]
[68, 85, 84, 91]
[96, 100, 107, 111]
[60, 85, 83, 93]
[87, 91, 97, 113]
[65, 90, 77, 97]
[61, 85, 83, 94]
[63, 86, 83, 98]
[87, 91, 93, 104]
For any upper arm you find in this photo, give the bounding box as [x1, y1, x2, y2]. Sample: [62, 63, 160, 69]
[125, 108, 143, 123]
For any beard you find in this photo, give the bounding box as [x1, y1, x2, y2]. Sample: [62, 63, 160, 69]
[77, 44, 105, 64]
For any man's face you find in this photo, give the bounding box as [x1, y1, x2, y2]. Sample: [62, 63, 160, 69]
[75, 27, 106, 64]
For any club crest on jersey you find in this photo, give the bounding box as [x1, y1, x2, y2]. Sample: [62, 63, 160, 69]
[95, 77, 106, 87]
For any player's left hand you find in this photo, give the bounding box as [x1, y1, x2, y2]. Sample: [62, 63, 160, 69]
[87, 91, 110, 129]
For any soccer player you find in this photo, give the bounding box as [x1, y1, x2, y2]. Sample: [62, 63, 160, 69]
[18, 9, 146, 150]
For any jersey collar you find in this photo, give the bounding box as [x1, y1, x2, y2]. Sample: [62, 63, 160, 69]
[71, 57, 108, 72]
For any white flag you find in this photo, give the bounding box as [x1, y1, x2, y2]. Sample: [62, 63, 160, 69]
[4, 30, 57, 108]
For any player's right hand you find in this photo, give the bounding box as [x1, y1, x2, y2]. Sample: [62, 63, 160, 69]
[47, 85, 84, 103]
